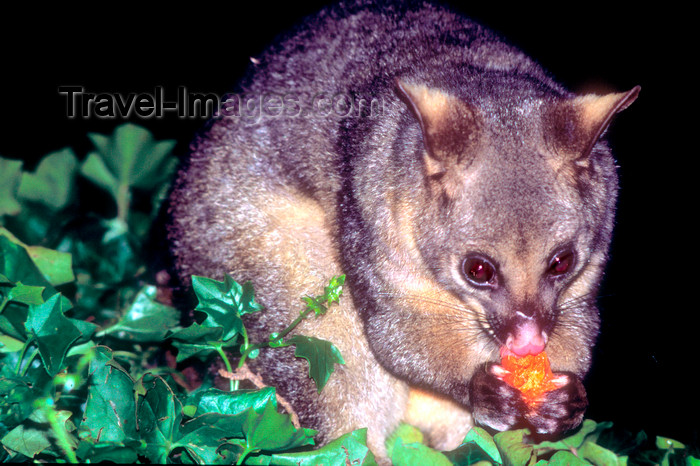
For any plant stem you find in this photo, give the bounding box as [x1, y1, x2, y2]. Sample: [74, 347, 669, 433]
[215, 345, 235, 391]
[116, 183, 131, 225]
[0, 295, 9, 314]
[273, 306, 314, 343]
[236, 446, 256, 465]
[15, 339, 38, 376]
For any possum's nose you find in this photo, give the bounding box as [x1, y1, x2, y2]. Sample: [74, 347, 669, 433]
[504, 321, 547, 356]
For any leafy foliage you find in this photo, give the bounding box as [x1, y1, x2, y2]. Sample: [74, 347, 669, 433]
[0, 125, 696, 464]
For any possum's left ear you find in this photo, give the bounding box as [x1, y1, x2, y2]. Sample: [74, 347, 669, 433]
[545, 85, 640, 162]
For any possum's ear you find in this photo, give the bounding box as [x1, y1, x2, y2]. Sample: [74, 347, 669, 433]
[545, 86, 640, 163]
[396, 80, 481, 171]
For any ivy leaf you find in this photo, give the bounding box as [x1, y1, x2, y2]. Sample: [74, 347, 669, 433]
[75, 439, 139, 464]
[241, 400, 315, 454]
[494, 428, 534, 466]
[168, 275, 263, 359]
[578, 441, 621, 466]
[17, 148, 78, 211]
[81, 124, 176, 203]
[0, 233, 54, 298]
[265, 428, 375, 466]
[547, 450, 589, 465]
[391, 437, 453, 466]
[137, 374, 183, 463]
[534, 419, 610, 451]
[386, 423, 425, 456]
[0, 407, 75, 460]
[177, 412, 251, 464]
[0, 230, 74, 292]
[655, 436, 685, 450]
[189, 387, 278, 417]
[168, 324, 225, 362]
[301, 296, 327, 316]
[25, 294, 82, 376]
[178, 390, 315, 464]
[7, 283, 45, 306]
[80, 346, 138, 443]
[193, 275, 262, 334]
[0, 334, 25, 353]
[285, 335, 344, 393]
[99, 285, 179, 341]
[0, 157, 23, 217]
[0, 368, 39, 437]
[386, 423, 452, 466]
[444, 426, 504, 465]
[323, 274, 345, 305]
[1, 409, 52, 458]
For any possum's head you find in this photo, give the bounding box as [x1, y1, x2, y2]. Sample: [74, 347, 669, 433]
[353, 79, 638, 392]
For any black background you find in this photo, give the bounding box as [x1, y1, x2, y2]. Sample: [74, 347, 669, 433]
[3, 2, 695, 447]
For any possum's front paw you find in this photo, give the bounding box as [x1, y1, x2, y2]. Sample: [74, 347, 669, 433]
[468, 363, 526, 431]
[524, 372, 587, 435]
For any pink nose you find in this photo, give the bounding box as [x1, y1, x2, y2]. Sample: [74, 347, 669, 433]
[505, 322, 547, 356]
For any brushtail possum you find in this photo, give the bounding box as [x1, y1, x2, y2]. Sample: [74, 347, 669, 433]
[167, 0, 639, 459]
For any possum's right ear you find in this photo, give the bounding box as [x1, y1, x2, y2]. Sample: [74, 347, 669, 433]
[396, 80, 481, 174]
[544, 86, 640, 165]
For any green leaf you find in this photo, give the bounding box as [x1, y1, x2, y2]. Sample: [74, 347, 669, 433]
[192, 275, 262, 338]
[80, 346, 138, 443]
[0, 157, 23, 216]
[6, 282, 45, 306]
[25, 294, 82, 376]
[494, 429, 534, 466]
[386, 423, 452, 466]
[99, 285, 179, 341]
[169, 323, 225, 362]
[169, 275, 264, 360]
[655, 436, 685, 450]
[0, 369, 39, 436]
[0, 407, 76, 460]
[266, 428, 376, 466]
[177, 412, 251, 463]
[391, 437, 453, 466]
[242, 400, 316, 454]
[0, 230, 74, 291]
[578, 441, 622, 466]
[1, 409, 52, 458]
[189, 387, 278, 417]
[81, 124, 176, 202]
[323, 274, 345, 305]
[534, 419, 608, 451]
[0, 333, 25, 352]
[25, 245, 74, 287]
[17, 148, 78, 211]
[386, 423, 425, 457]
[177, 393, 315, 464]
[444, 426, 503, 465]
[0, 233, 52, 295]
[137, 374, 183, 463]
[75, 439, 139, 464]
[285, 335, 345, 393]
[80, 151, 119, 200]
[301, 296, 327, 316]
[547, 450, 589, 465]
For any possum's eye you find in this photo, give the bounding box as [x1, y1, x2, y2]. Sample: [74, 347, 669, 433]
[462, 255, 497, 287]
[547, 249, 576, 277]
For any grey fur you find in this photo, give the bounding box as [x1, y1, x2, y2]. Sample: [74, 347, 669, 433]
[167, 0, 637, 460]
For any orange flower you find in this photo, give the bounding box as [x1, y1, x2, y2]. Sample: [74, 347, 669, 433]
[501, 351, 558, 406]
